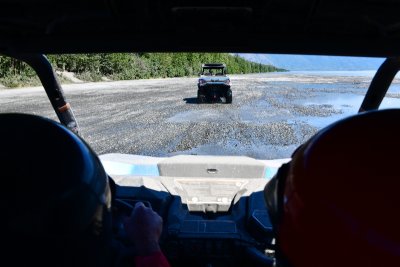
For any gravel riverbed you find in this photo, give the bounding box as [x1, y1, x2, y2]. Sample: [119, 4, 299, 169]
[1, 72, 399, 159]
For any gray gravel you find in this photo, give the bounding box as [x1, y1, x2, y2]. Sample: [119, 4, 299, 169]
[1, 73, 396, 159]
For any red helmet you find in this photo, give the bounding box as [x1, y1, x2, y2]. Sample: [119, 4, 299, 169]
[264, 109, 400, 267]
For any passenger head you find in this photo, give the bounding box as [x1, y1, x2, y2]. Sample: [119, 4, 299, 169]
[264, 109, 400, 267]
[1, 113, 114, 267]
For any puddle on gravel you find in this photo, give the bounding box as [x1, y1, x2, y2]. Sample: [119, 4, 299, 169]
[294, 93, 400, 128]
[167, 109, 223, 123]
[166, 73, 400, 159]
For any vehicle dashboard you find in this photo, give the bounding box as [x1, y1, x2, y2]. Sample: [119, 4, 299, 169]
[110, 174, 275, 267]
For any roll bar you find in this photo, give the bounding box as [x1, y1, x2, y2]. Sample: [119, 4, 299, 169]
[1, 53, 80, 134]
[359, 57, 400, 112]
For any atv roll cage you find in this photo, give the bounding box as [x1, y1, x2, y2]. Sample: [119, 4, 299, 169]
[2, 53, 80, 134]
[201, 63, 227, 75]
[359, 57, 400, 112]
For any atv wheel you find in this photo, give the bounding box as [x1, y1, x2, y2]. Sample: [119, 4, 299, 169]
[197, 95, 205, 104]
[225, 89, 232, 104]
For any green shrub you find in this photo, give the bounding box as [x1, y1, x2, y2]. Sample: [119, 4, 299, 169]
[0, 53, 283, 88]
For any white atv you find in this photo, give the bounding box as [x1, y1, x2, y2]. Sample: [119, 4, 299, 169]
[197, 63, 232, 104]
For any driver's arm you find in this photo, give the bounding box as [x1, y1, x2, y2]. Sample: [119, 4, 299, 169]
[134, 251, 170, 267]
[124, 202, 170, 267]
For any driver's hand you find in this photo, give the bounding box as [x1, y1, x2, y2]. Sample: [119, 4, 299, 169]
[124, 201, 163, 255]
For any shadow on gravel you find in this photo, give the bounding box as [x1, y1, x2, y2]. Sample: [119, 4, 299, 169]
[183, 97, 198, 104]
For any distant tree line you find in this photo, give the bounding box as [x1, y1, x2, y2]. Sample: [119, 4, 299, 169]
[0, 53, 285, 87]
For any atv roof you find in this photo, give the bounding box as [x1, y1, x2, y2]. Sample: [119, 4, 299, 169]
[0, 0, 400, 57]
[202, 64, 226, 69]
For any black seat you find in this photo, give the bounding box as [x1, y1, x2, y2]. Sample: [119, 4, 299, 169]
[1, 113, 113, 266]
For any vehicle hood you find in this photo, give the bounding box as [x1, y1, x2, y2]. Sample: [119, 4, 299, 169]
[99, 153, 289, 179]
[99, 153, 291, 212]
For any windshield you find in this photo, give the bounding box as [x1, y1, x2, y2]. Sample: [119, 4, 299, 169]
[202, 68, 224, 76]
[0, 53, 399, 161]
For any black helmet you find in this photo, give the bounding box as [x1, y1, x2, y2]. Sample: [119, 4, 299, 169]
[265, 109, 400, 267]
[1, 113, 113, 266]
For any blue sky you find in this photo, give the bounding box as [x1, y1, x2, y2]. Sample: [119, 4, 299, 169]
[238, 54, 385, 71]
